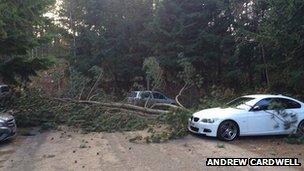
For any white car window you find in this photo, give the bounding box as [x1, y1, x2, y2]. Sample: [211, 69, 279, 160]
[254, 98, 301, 111]
[272, 98, 301, 109]
[225, 97, 255, 110]
[254, 98, 272, 110]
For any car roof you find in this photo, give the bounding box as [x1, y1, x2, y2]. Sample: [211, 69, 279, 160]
[242, 94, 303, 103]
[243, 94, 284, 99]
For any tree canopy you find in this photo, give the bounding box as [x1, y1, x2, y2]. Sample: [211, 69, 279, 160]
[1, 0, 304, 98]
[0, 0, 55, 85]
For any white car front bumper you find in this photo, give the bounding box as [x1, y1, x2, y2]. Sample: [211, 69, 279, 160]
[188, 118, 219, 137]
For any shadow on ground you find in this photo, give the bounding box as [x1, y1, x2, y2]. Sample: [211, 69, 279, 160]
[189, 131, 288, 142]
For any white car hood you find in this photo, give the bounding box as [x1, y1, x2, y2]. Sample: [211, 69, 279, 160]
[193, 107, 245, 119]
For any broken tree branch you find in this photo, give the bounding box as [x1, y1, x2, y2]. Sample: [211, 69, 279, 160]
[103, 107, 159, 118]
[150, 103, 191, 112]
[54, 98, 170, 115]
[87, 70, 103, 100]
[175, 83, 190, 109]
[78, 85, 85, 100]
[88, 93, 100, 101]
[144, 95, 152, 108]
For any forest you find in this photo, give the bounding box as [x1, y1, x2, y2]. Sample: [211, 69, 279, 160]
[1, 0, 304, 100]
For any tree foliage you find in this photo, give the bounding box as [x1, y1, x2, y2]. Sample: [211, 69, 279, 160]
[2, 0, 304, 98]
[143, 57, 164, 90]
[0, 0, 55, 85]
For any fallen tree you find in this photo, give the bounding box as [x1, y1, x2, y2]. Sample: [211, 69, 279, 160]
[6, 90, 193, 136]
[54, 98, 173, 115]
[150, 102, 191, 112]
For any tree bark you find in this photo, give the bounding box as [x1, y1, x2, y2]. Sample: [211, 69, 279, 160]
[87, 70, 103, 100]
[150, 103, 190, 112]
[261, 45, 270, 88]
[54, 98, 170, 115]
[175, 83, 189, 108]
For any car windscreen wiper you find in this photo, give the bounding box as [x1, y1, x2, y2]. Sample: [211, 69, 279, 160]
[243, 103, 254, 109]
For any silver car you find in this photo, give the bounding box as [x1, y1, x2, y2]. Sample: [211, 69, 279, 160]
[127, 91, 176, 107]
[0, 113, 17, 141]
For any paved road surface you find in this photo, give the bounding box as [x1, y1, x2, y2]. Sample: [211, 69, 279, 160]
[0, 128, 301, 171]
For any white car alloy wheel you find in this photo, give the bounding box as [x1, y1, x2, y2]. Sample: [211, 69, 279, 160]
[217, 121, 239, 141]
[297, 121, 304, 136]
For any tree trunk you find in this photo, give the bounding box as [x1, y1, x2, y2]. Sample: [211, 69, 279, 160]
[54, 98, 170, 115]
[261, 45, 270, 88]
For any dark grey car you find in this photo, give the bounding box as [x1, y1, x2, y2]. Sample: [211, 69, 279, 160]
[0, 113, 16, 141]
[127, 91, 176, 107]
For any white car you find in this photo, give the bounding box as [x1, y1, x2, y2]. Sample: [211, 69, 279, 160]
[188, 94, 304, 141]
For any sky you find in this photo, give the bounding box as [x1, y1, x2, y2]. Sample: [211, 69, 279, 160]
[43, 0, 62, 20]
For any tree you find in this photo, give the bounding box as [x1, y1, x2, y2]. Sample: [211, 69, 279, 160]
[0, 0, 55, 86]
[143, 57, 164, 91]
[149, 0, 235, 89]
[259, 0, 304, 94]
[175, 55, 202, 108]
[234, 0, 304, 94]
[55, 0, 304, 99]
[59, 0, 154, 92]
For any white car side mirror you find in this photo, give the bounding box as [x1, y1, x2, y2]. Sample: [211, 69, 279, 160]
[252, 106, 261, 111]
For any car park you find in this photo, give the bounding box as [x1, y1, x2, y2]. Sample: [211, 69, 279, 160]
[188, 94, 304, 141]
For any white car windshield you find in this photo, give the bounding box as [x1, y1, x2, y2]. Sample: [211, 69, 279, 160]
[225, 97, 255, 110]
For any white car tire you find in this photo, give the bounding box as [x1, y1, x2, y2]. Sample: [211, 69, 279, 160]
[217, 120, 239, 141]
[297, 120, 304, 136]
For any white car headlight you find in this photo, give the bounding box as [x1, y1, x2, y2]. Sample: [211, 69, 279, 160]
[201, 118, 218, 123]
